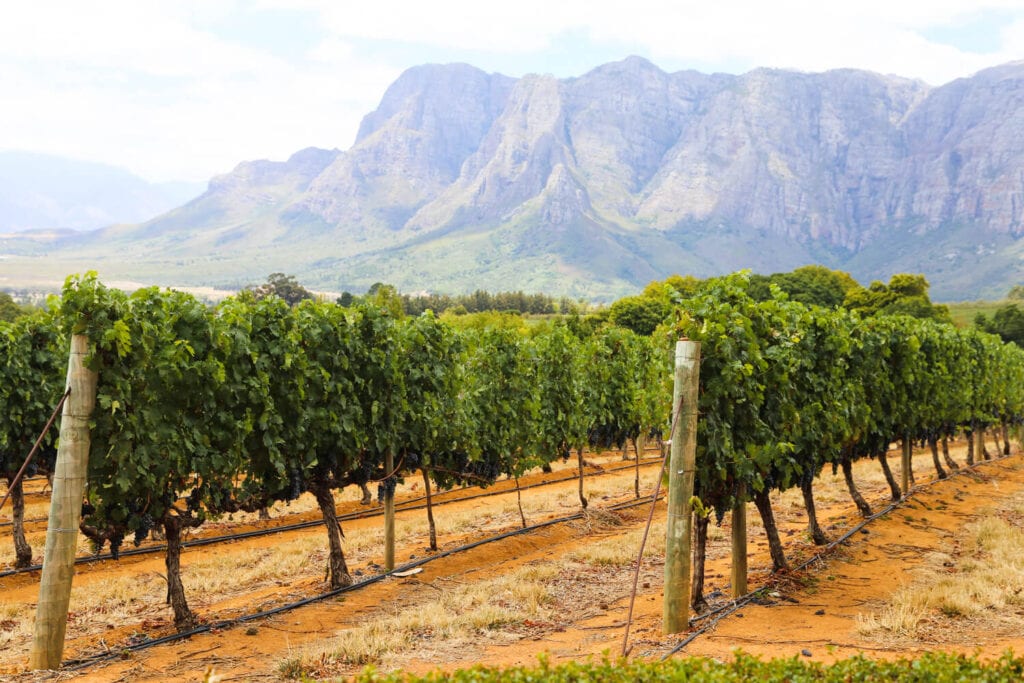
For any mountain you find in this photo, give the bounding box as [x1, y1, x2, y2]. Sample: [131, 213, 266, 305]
[7, 58, 1024, 300]
[0, 151, 205, 233]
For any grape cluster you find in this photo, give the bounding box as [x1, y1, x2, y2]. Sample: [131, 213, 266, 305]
[133, 514, 155, 547]
[404, 451, 423, 470]
[287, 467, 305, 501]
[466, 455, 503, 484]
[108, 531, 124, 560]
[587, 424, 629, 451]
[377, 477, 397, 502]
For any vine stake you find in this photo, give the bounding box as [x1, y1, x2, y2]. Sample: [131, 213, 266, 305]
[30, 334, 98, 670]
[664, 338, 700, 635]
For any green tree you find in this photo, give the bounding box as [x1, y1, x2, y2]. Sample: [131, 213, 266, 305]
[750, 266, 859, 308]
[843, 273, 951, 322]
[366, 283, 404, 318]
[247, 272, 314, 306]
[608, 295, 671, 336]
[975, 304, 1024, 347]
[0, 292, 25, 322]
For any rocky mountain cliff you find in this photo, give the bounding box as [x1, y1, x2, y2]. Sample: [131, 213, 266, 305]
[20, 58, 1024, 300]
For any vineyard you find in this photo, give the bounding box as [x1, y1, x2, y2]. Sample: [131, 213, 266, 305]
[4, 271, 1024, 679]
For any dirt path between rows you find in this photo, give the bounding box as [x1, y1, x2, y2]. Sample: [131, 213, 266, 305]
[6, 444, 1024, 681]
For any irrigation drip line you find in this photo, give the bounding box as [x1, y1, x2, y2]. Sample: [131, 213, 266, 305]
[62, 494, 659, 672]
[0, 516, 47, 529]
[0, 455, 665, 579]
[660, 450, 1017, 661]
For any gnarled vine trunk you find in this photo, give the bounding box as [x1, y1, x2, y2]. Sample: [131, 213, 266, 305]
[941, 435, 959, 470]
[752, 487, 788, 572]
[876, 449, 901, 502]
[966, 428, 975, 466]
[358, 482, 372, 506]
[423, 466, 437, 551]
[691, 514, 710, 613]
[576, 447, 588, 510]
[904, 438, 916, 487]
[928, 437, 947, 479]
[10, 478, 33, 568]
[310, 482, 352, 589]
[842, 452, 873, 516]
[514, 474, 527, 528]
[163, 516, 197, 632]
[1003, 421, 1012, 456]
[800, 473, 827, 545]
[633, 435, 643, 499]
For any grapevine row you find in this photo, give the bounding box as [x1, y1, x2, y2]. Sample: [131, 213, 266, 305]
[3, 271, 1024, 632]
[2, 273, 660, 630]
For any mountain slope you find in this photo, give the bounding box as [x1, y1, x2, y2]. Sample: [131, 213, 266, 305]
[10, 58, 1024, 300]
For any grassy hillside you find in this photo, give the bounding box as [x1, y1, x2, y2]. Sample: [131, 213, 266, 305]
[946, 299, 1012, 328]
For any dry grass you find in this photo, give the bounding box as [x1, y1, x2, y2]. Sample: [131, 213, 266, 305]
[279, 563, 561, 677]
[0, 573, 169, 667]
[857, 502, 1024, 641]
[0, 601, 33, 653]
[567, 516, 667, 567]
[0, 460, 657, 667]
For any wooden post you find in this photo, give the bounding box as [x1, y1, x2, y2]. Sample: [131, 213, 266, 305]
[384, 448, 396, 571]
[30, 334, 97, 670]
[664, 339, 700, 635]
[731, 483, 747, 597]
[901, 435, 911, 496]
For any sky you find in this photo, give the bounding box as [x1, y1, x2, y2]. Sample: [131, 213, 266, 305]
[1, 0, 1023, 183]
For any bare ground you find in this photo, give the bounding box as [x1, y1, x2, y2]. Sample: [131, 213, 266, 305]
[4, 442, 1024, 681]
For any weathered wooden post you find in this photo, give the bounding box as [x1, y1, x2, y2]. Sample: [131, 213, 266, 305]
[384, 448, 396, 571]
[30, 334, 97, 670]
[901, 434, 912, 495]
[664, 339, 700, 634]
[731, 483, 747, 597]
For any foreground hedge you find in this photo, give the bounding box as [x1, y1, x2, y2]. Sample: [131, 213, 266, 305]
[342, 651, 1024, 683]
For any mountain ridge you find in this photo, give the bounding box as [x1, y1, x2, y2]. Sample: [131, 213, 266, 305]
[6, 57, 1024, 301]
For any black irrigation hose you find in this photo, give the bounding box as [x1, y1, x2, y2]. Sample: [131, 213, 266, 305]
[62, 495, 659, 671]
[0, 456, 665, 579]
[0, 517, 47, 529]
[660, 450, 1017, 661]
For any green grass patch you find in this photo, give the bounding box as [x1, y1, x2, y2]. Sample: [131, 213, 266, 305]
[291, 651, 1024, 682]
[946, 299, 1009, 328]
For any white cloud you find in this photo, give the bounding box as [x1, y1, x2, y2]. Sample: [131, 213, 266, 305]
[273, 0, 1024, 82]
[0, 3, 400, 181]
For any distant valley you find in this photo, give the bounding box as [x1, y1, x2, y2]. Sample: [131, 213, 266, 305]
[3, 58, 1024, 301]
